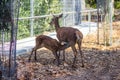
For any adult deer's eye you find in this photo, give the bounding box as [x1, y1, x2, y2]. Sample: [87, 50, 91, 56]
[52, 18, 54, 21]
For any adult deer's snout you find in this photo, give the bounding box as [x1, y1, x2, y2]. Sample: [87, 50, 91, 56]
[49, 21, 53, 26]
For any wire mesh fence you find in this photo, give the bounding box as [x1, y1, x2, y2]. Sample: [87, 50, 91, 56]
[17, 0, 99, 39]
[96, 0, 113, 45]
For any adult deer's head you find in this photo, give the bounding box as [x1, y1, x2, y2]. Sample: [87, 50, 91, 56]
[49, 13, 63, 26]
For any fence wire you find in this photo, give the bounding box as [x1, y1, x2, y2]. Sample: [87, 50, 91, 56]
[97, 0, 113, 45]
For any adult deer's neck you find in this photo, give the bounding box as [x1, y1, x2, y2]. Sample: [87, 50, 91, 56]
[54, 20, 60, 31]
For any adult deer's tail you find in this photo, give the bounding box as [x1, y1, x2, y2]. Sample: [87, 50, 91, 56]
[75, 30, 83, 41]
[75, 30, 84, 67]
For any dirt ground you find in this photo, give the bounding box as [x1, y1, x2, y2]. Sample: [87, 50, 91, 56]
[17, 21, 120, 80]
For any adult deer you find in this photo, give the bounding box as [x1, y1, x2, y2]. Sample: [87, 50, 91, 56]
[28, 35, 68, 66]
[50, 13, 84, 67]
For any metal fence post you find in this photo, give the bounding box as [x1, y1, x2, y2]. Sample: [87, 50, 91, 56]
[30, 0, 34, 37]
[97, 8, 100, 44]
[109, 0, 113, 45]
[88, 11, 91, 33]
[63, 0, 66, 26]
[73, 0, 75, 25]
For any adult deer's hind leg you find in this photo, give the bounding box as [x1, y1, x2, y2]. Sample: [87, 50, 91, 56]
[71, 45, 78, 67]
[77, 40, 84, 67]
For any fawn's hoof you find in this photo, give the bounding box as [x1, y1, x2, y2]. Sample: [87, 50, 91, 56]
[81, 63, 85, 68]
[53, 59, 60, 66]
[72, 64, 77, 69]
[81, 64, 84, 68]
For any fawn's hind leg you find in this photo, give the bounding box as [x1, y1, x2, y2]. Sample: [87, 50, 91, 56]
[34, 50, 37, 61]
[28, 48, 34, 61]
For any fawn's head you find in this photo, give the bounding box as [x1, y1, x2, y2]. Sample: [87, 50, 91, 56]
[49, 13, 63, 26]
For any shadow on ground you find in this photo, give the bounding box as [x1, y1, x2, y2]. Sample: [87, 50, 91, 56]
[17, 46, 120, 80]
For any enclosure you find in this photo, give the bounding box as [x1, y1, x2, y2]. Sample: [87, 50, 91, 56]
[0, 0, 120, 80]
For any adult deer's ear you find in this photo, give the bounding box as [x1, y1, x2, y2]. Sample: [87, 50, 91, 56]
[53, 14, 55, 17]
[59, 13, 63, 18]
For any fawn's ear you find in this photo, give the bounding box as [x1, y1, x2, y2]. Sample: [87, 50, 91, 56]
[58, 13, 63, 18]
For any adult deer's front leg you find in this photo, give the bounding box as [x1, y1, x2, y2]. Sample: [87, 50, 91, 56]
[58, 50, 65, 61]
[62, 50, 65, 61]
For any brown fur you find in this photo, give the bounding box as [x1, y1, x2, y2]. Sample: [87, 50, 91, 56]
[28, 35, 68, 65]
[50, 14, 84, 67]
